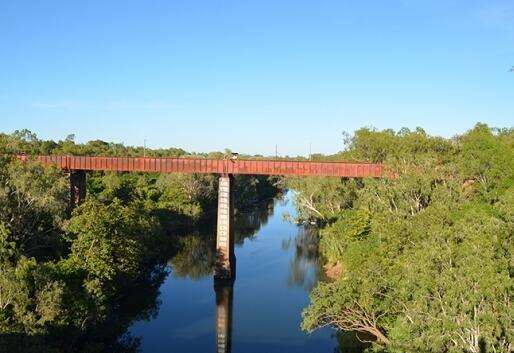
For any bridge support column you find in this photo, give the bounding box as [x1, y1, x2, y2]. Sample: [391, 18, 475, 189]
[214, 279, 233, 353]
[214, 174, 235, 280]
[70, 170, 86, 209]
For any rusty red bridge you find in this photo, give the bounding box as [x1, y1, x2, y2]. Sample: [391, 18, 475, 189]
[26, 155, 384, 177]
[22, 154, 385, 280]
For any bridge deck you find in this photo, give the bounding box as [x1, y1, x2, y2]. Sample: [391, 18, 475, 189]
[19, 155, 384, 177]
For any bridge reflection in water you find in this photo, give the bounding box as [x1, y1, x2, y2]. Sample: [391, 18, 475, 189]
[214, 279, 234, 353]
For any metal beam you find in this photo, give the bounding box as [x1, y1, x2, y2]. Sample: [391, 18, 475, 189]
[19, 155, 385, 177]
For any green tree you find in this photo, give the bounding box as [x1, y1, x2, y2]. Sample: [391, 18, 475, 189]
[297, 124, 514, 352]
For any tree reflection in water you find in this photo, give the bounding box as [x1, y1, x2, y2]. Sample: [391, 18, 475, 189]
[168, 195, 324, 291]
[168, 231, 216, 279]
[161, 194, 364, 353]
[168, 198, 276, 280]
[282, 226, 323, 291]
[0, 265, 169, 353]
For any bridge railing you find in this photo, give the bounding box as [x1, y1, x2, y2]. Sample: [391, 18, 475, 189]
[15, 155, 385, 177]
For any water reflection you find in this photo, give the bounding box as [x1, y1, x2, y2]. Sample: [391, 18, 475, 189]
[234, 202, 274, 244]
[168, 197, 321, 288]
[168, 199, 275, 281]
[214, 280, 234, 353]
[168, 231, 216, 279]
[0, 265, 169, 353]
[130, 193, 359, 353]
[282, 227, 323, 291]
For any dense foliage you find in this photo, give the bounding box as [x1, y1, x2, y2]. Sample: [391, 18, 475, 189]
[291, 124, 514, 353]
[0, 130, 281, 352]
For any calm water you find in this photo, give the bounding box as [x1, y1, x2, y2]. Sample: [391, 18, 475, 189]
[128, 192, 340, 353]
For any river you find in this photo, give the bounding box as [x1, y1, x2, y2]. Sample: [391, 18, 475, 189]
[127, 192, 342, 353]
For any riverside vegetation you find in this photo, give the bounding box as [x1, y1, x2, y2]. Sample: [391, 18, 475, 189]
[1, 124, 514, 353]
[0, 130, 280, 352]
[288, 123, 514, 353]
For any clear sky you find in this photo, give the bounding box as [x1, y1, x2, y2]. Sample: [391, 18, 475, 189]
[1, 0, 513, 156]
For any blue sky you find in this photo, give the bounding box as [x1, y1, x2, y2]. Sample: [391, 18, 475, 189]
[1, 0, 513, 156]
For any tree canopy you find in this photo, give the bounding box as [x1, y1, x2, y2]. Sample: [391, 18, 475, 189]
[0, 130, 282, 352]
[290, 123, 514, 353]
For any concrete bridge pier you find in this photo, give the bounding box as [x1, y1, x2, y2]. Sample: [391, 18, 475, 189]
[214, 174, 236, 280]
[70, 170, 86, 209]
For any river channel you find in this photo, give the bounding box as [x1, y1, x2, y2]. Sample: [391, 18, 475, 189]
[128, 192, 344, 352]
